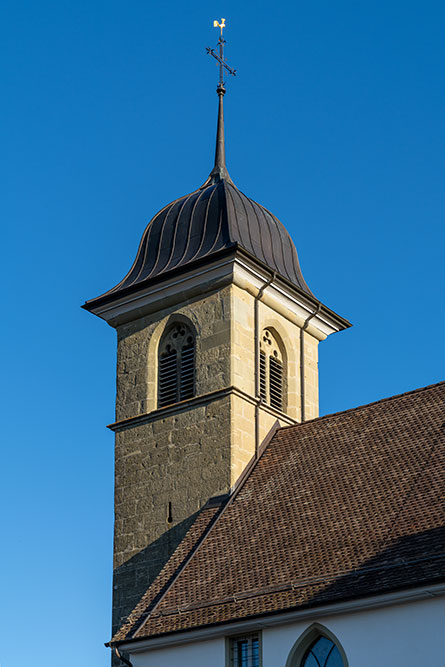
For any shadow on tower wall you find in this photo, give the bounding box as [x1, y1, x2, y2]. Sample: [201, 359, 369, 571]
[112, 510, 201, 637]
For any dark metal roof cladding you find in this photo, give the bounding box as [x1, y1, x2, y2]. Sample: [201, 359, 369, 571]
[89, 82, 313, 305]
[102, 179, 312, 299]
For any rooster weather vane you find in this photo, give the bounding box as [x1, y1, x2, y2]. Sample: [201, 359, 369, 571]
[206, 18, 237, 95]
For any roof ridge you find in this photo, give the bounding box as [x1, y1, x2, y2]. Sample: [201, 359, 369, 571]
[279, 380, 445, 433]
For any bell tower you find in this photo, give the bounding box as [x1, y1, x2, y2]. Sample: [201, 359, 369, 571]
[83, 23, 350, 638]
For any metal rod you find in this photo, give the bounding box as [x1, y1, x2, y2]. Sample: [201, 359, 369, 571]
[219, 37, 224, 87]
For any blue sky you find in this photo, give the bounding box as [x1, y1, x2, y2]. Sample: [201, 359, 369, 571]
[1, 1, 444, 665]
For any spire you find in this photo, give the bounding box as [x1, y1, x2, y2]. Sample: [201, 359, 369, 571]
[209, 84, 229, 182]
[204, 19, 236, 185]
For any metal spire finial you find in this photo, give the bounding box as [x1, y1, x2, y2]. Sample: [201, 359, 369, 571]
[204, 19, 237, 185]
[207, 19, 236, 93]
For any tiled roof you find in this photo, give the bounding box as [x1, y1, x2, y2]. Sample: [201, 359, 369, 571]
[110, 381, 445, 645]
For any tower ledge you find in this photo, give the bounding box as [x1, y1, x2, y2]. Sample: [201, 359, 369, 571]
[83, 246, 349, 339]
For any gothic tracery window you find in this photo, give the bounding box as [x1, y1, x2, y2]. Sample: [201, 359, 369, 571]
[259, 328, 285, 411]
[158, 323, 195, 408]
[301, 637, 344, 667]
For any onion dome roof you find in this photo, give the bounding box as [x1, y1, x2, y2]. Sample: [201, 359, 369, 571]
[103, 178, 312, 299]
[85, 83, 313, 309]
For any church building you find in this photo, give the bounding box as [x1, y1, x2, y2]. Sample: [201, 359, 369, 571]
[83, 24, 445, 667]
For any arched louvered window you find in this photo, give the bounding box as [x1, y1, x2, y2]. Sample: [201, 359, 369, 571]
[301, 637, 344, 667]
[158, 323, 195, 408]
[259, 328, 285, 411]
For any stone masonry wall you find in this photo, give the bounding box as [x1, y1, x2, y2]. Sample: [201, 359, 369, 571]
[115, 286, 232, 422]
[113, 397, 231, 635]
[112, 287, 233, 635]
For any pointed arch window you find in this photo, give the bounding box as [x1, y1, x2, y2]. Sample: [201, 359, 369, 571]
[259, 328, 285, 411]
[286, 625, 347, 667]
[301, 637, 344, 667]
[158, 323, 195, 407]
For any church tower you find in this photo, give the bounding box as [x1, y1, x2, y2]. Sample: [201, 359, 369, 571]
[83, 27, 350, 637]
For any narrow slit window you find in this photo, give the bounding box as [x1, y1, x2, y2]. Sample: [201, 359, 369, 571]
[259, 328, 285, 411]
[158, 324, 195, 408]
[167, 501, 173, 524]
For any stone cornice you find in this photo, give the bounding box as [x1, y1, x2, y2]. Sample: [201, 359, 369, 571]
[84, 251, 237, 327]
[232, 256, 349, 340]
[107, 386, 297, 432]
[84, 249, 350, 338]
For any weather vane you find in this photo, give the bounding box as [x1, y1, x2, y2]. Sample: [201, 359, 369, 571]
[206, 18, 237, 94]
